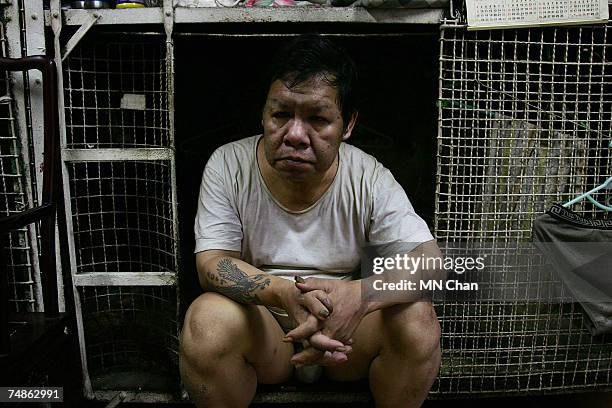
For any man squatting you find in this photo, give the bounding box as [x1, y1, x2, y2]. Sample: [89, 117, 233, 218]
[179, 34, 443, 408]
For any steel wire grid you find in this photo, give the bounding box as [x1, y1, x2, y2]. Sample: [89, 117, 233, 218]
[67, 160, 175, 273]
[61, 34, 179, 396]
[64, 39, 169, 149]
[434, 23, 612, 395]
[0, 22, 36, 313]
[79, 286, 179, 391]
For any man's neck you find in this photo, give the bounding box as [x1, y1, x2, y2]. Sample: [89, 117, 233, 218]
[257, 139, 338, 212]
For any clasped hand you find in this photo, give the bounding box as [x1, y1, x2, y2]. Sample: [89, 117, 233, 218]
[280, 277, 368, 367]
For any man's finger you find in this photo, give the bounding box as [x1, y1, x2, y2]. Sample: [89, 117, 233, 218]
[293, 350, 348, 366]
[314, 291, 333, 314]
[321, 325, 352, 344]
[291, 348, 348, 367]
[330, 350, 349, 364]
[295, 281, 317, 293]
[317, 350, 348, 366]
[283, 315, 319, 342]
[291, 347, 324, 366]
[292, 306, 309, 325]
[334, 345, 353, 354]
[301, 292, 332, 320]
[295, 277, 328, 293]
[308, 331, 346, 351]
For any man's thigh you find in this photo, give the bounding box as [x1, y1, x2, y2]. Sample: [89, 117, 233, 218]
[245, 303, 295, 384]
[323, 302, 438, 382]
[323, 309, 384, 382]
[182, 292, 294, 384]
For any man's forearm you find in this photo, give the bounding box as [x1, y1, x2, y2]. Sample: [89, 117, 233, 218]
[198, 255, 291, 308]
[361, 240, 446, 313]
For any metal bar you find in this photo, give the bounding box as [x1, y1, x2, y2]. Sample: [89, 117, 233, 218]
[3, 0, 42, 314]
[34, 0, 71, 312]
[434, 22, 444, 241]
[73, 272, 177, 286]
[21, 2, 50, 312]
[467, 19, 609, 31]
[0, 55, 60, 320]
[49, 7, 444, 26]
[164, 0, 179, 292]
[61, 13, 100, 62]
[163, 0, 181, 354]
[62, 148, 173, 162]
[174, 7, 445, 24]
[0, 204, 54, 232]
[173, 32, 439, 37]
[0, 57, 58, 216]
[50, 0, 94, 400]
[22, 0, 46, 203]
[563, 176, 612, 208]
[0, 236, 9, 354]
[62, 8, 163, 26]
[163, 0, 173, 39]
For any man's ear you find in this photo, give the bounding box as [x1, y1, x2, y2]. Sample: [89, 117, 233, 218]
[342, 111, 358, 141]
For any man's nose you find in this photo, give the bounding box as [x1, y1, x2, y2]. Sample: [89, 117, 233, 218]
[284, 118, 309, 149]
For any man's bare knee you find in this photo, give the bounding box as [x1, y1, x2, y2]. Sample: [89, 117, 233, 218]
[382, 302, 441, 362]
[180, 293, 261, 407]
[181, 292, 250, 362]
[180, 292, 292, 391]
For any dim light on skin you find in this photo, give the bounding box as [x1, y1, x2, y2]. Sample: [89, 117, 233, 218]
[257, 76, 357, 213]
[260, 77, 356, 185]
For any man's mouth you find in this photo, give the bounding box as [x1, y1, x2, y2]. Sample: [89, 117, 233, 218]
[280, 157, 312, 163]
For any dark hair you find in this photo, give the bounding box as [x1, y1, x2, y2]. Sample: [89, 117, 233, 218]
[267, 34, 358, 125]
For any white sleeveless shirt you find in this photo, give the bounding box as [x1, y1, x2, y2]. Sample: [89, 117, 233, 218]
[194, 135, 433, 280]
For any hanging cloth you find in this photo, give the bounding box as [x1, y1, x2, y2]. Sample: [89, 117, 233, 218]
[533, 204, 612, 336]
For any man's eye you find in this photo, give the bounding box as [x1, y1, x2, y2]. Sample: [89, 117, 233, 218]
[273, 112, 290, 119]
[311, 116, 329, 123]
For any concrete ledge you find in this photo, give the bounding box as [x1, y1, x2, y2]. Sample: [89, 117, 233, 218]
[255, 381, 371, 404]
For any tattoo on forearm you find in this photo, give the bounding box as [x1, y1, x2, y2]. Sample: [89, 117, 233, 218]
[212, 258, 271, 304]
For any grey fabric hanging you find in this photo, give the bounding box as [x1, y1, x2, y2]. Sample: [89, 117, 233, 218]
[533, 204, 612, 336]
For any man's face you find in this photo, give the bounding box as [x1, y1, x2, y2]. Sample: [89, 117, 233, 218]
[261, 75, 355, 182]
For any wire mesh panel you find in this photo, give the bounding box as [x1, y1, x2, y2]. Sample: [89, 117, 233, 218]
[67, 160, 175, 274]
[63, 39, 169, 149]
[435, 22, 612, 395]
[0, 21, 36, 313]
[60, 34, 179, 398]
[79, 286, 179, 392]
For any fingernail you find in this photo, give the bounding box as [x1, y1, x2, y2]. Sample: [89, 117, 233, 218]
[282, 336, 293, 342]
[294, 276, 305, 284]
[319, 309, 330, 318]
